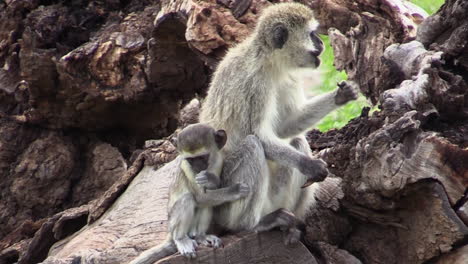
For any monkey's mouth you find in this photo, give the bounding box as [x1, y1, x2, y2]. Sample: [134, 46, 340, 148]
[311, 56, 321, 68]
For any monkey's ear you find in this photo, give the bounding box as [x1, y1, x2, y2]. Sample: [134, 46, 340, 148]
[214, 129, 227, 149]
[272, 23, 288, 49]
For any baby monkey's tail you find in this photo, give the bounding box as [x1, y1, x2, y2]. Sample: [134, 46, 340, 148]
[128, 239, 177, 264]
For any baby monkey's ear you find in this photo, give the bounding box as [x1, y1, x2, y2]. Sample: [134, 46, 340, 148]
[214, 129, 227, 149]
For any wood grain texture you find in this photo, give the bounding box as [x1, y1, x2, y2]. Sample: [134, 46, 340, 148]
[157, 232, 317, 264]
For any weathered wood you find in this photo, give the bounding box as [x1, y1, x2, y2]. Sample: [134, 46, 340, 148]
[40, 163, 173, 264]
[157, 232, 317, 264]
[87, 140, 177, 224]
[18, 205, 90, 264]
[39, 156, 318, 264]
[302, 2, 468, 262]
[343, 182, 468, 264]
[458, 200, 468, 226]
[0, 0, 467, 264]
[313, 242, 362, 264]
[309, 0, 428, 104]
[435, 245, 468, 264]
[154, 0, 258, 68]
[0, 219, 44, 260]
[0, 0, 207, 250]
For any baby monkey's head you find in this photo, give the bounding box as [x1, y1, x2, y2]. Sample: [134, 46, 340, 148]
[174, 124, 227, 173]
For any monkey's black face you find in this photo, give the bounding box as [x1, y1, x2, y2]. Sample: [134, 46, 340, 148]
[186, 154, 210, 174]
[286, 27, 324, 69]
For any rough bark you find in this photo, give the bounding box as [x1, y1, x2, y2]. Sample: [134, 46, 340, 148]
[0, 0, 467, 264]
[0, 0, 204, 252]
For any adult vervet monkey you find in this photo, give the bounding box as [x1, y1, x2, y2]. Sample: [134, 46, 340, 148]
[200, 2, 359, 239]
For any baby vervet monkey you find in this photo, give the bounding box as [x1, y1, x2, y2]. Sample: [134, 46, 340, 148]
[129, 124, 250, 264]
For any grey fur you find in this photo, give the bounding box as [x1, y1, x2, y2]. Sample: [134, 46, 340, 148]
[199, 2, 359, 236]
[129, 124, 249, 264]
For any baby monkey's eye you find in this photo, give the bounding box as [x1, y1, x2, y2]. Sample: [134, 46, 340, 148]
[186, 155, 209, 163]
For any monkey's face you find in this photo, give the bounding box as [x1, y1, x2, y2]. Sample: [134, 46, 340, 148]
[185, 153, 210, 174]
[289, 21, 323, 69]
[174, 123, 228, 174]
[271, 20, 324, 69]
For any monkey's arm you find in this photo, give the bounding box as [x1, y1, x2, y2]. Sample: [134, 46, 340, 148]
[277, 81, 359, 138]
[261, 138, 328, 184]
[194, 184, 249, 207]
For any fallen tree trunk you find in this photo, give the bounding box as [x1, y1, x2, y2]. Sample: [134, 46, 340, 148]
[0, 0, 467, 263]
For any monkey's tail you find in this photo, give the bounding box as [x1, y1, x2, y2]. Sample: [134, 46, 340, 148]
[128, 239, 177, 264]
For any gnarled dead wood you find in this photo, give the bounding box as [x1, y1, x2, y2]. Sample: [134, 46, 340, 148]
[0, 0, 467, 264]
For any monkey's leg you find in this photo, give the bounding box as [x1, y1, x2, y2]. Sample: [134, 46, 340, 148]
[189, 208, 211, 237]
[254, 208, 305, 245]
[169, 194, 199, 258]
[190, 208, 223, 248]
[216, 135, 270, 231]
[259, 137, 315, 245]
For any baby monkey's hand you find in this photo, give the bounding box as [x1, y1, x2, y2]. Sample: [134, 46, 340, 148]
[195, 171, 219, 190]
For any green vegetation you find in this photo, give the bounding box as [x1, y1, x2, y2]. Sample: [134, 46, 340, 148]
[315, 0, 445, 132]
[411, 0, 445, 14]
[315, 35, 369, 132]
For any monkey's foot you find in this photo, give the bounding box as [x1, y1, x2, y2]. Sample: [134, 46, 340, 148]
[196, 234, 223, 248]
[174, 237, 198, 258]
[283, 227, 301, 246]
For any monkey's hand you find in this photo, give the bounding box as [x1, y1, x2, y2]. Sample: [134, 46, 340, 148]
[231, 183, 250, 199]
[299, 158, 329, 188]
[195, 171, 219, 190]
[334, 81, 359, 105]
